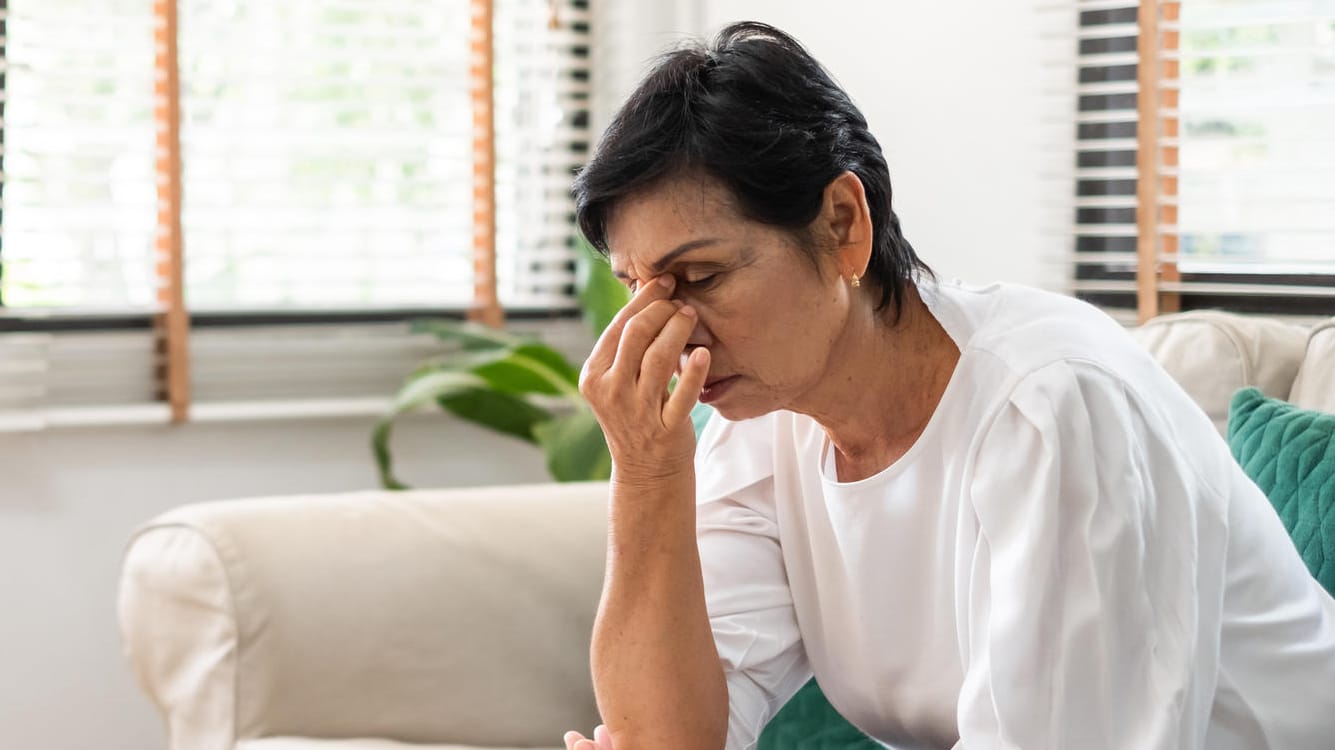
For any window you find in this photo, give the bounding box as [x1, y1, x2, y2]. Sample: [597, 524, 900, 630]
[1048, 0, 1335, 321]
[0, 0, 591, 428]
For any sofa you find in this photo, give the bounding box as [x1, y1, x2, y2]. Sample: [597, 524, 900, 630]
[118, 311, 1335, 750]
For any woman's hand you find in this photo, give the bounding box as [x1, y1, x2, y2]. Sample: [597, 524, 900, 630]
[563, 724, 616, 750]
[579, 274, 711, 484]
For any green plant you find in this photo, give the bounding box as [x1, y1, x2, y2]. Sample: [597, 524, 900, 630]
[372, 240, 631, 488]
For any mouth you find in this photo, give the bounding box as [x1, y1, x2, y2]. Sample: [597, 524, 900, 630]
[699, 375, 739, 404]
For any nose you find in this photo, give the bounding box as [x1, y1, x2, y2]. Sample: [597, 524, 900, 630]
[678, 303, 710, 346]
[675, 314, 710, 376]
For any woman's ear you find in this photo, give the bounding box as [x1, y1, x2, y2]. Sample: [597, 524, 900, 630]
[821, 171, 873, 280]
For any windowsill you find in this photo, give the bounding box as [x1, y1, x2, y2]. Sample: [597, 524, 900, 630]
[0, 397, 398, 433]
[0, 315, 594, 434]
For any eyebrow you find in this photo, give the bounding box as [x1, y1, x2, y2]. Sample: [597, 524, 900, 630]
[612, 238, 721, 281]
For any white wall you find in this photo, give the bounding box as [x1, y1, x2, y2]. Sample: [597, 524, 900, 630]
[599, 0, 1055, 290]
[0, 415, 550, 750]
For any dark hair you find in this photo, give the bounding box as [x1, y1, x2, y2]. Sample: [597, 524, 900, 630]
[573, 21, 931, 316]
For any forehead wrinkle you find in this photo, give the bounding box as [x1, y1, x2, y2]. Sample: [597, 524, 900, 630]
[606, 174, 739, 279]
[612, 238, 721, 281]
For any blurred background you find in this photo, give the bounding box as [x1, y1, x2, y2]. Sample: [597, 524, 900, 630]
[1, 0, 1331, 747]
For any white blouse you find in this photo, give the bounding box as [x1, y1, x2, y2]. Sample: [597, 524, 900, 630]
[695, 280, 1335, 750]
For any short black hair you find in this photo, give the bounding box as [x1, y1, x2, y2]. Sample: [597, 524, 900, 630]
[573, 21, 931, 316]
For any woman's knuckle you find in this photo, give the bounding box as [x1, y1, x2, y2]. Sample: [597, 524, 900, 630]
[624, 318, 653, 339]
[646, 299, 675, 316]
[642, 349, 669, 371]
[578, 365, 600, 390]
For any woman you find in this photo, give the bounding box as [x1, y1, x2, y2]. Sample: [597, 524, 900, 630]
[562, 22, 1335, 750]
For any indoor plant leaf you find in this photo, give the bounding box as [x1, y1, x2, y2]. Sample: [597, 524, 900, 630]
[532, 407, 612, 482]
[511, 343, 583, 388]
[576, 237, 630, 338]
[407, 347, 514, 379]
[438, 387, 551, 444]
[378, 240, 630, 486]
[471, 343, 583, 397]
[373, 370, 489, 490]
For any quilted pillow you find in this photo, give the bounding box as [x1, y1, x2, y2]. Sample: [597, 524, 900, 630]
[1227, 387, 1335, 595]
[758, 679, 880, 749]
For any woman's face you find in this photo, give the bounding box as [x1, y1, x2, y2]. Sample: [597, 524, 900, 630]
[605, 175, 856, 422]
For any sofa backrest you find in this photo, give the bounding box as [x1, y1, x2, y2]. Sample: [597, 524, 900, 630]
[1290, 320, 1335, 413]
[1129, 310, 1316, 433]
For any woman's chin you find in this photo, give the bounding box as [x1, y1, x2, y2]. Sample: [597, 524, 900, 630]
[703, 396, 774, 424]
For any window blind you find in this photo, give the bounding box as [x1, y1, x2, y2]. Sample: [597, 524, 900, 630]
[495, 0, 591, 311]
[1041, 0, 1335, 322]
[174, 0, 587, 312]
[176, 0, 474, 310]
[0, 0, 592, 430]
[1168, 0, 1335, 313]
[0, 0, 159, 312]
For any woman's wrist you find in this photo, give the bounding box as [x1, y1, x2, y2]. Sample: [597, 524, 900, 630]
[609, 460, 695, 500]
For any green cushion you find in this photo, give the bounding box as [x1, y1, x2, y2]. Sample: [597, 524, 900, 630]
[1228, 388, 1335, 596]
[691, 402, 715, 439]
[758, 679, 881, 749]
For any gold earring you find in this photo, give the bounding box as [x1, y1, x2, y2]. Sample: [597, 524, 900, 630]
[850, 273, 861, 288]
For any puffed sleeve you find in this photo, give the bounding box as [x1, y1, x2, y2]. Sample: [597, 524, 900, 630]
[695, 414, 812, 750]
[957, 361, 1219, 749]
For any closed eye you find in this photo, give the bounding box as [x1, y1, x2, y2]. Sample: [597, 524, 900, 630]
[682, 273, 718, 289]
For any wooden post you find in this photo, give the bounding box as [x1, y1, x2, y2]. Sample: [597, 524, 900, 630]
[1135, 0, 1162, 323]
[1136, 0, 1181, 322]
[153, 0, 191, 421]
[469, 0, 504, 328]
[1159, 0, 1181, 313]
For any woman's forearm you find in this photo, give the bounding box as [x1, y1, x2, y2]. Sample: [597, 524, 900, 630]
[589, 470, 729, 749]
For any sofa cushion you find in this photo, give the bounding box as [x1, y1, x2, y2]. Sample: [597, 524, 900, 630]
[238, 739, 560, 750]
[1227, 388, 1335, 595]
[1290, 319, 1335, 413]
[1130, 311, 1309, 434]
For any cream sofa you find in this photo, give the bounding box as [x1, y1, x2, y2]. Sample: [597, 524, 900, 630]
[118, 311, 1335, 750]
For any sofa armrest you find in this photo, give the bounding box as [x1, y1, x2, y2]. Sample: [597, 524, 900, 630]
[118, 482, 609, 750]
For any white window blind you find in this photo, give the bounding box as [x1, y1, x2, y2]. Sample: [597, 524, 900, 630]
[1174, 0, 1335, 282]
[0, 0, 159, 312]
[494, 0, 591, 310]
[1040, 0, 1335, 321]
[0, 0, 592, 429]
[176, 0, 478, 310]
[174, 0, 588, 312]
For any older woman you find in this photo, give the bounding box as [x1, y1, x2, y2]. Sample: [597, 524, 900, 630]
[563, 22, 1335, 750]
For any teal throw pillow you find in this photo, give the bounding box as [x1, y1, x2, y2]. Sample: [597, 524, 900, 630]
[758, 679, 881, 750]
[1228, 387, 1335, 596]
[691, 402, 715, 439]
